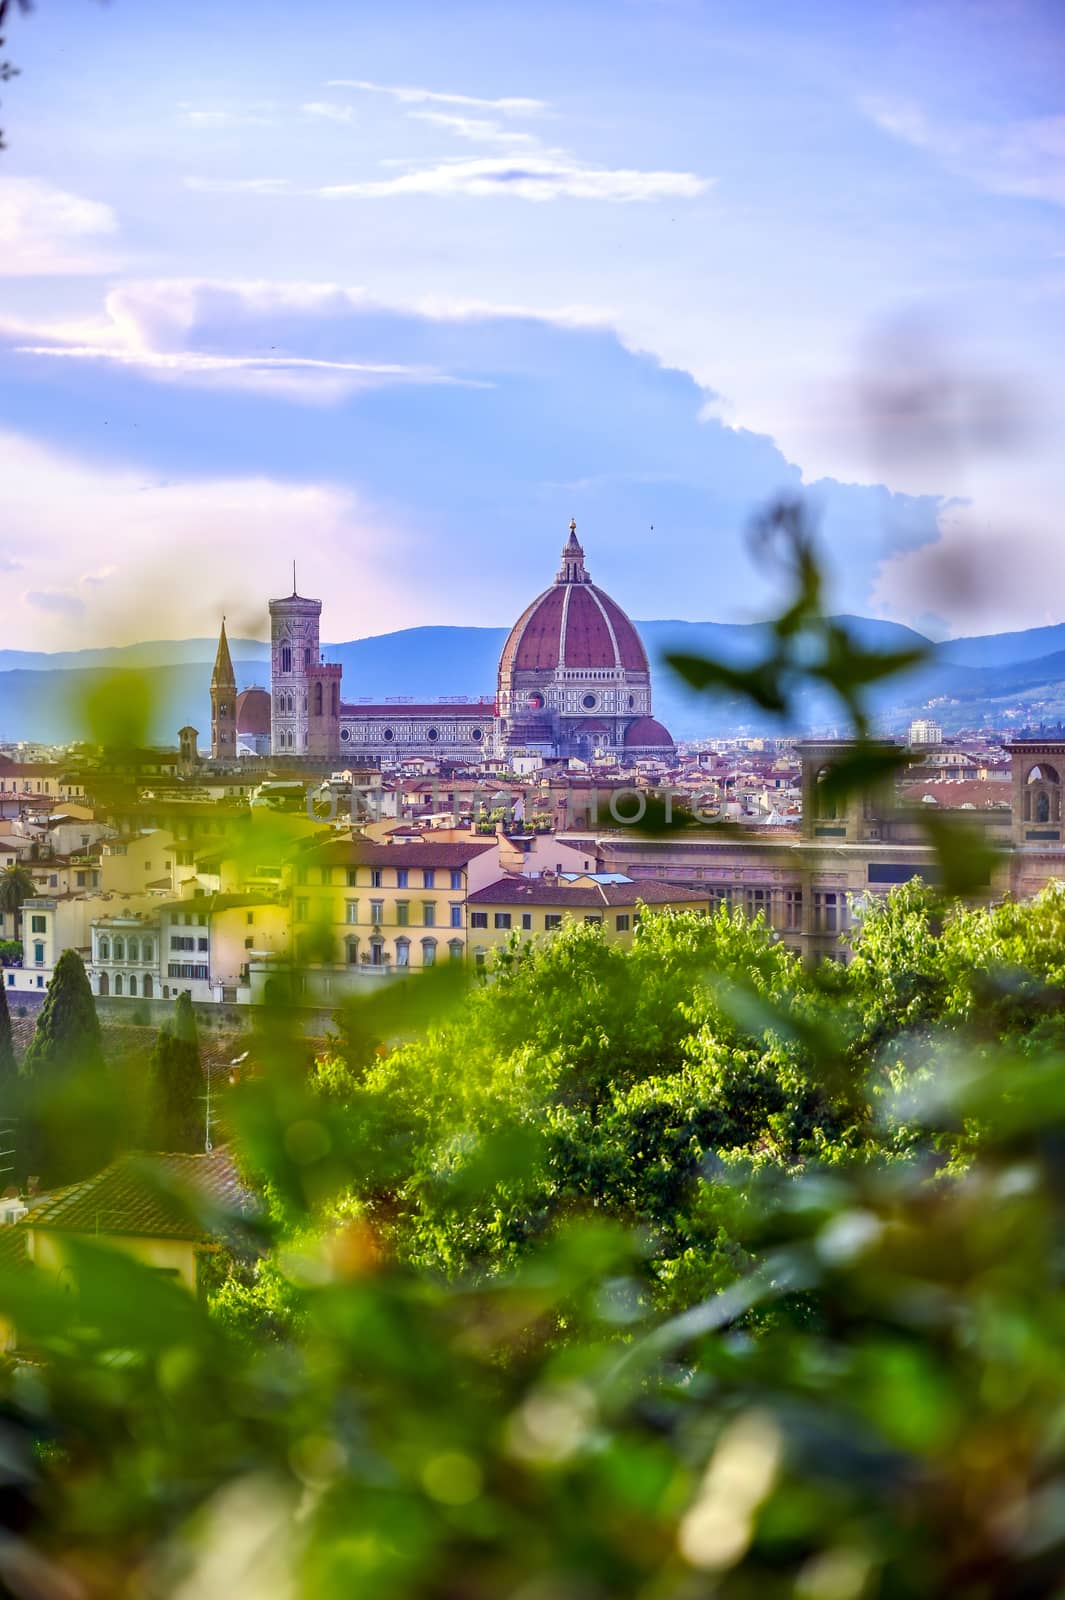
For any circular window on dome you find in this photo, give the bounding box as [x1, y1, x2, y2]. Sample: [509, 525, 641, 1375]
[628, 695, 635, 710]
[582, 693, 597, 710]
[472, 728, 483, 742]
[527, 692, 544, 710]
[382, 728, 395, 742]
[427, 727, 439, 742]
[340, 727, 350, 742]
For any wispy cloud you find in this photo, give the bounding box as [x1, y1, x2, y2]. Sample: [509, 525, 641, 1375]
[178, 104, 276, 128]
[328, 80, 547, 116]
[303, 100, 356, 125]
[861, 95, 1065, 207]
[0, 178, 121, 277]
[184, 177, 292, 194]
[408, 110, 538, 146]
[24, 589, 85, 618]
[6, 280, 492, 403]
[320, 154, 710, 203]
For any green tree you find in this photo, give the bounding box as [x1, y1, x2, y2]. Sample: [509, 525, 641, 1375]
[0, 861, 35, 918]
[0, 973, 15, 1105]
[19, 949, 115, 1187]
[143, 1022, 203, 1153]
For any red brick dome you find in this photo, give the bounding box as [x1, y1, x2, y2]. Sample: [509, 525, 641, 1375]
[236, 687, 271, 738]
[624, 716, 674, 749]
[499, 526, 649, 677]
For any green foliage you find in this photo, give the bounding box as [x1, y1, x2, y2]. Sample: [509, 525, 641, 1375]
[19, 949, 117, 1186]
[0, 938, 22, 965]
[0, 973, 14, 1106]
[0, 862, 34, 915]
[143, 1024, 203, 1153]
[173, 989, 199, 1047]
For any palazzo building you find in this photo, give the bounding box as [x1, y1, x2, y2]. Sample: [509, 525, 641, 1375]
[243, 524, 675, 767]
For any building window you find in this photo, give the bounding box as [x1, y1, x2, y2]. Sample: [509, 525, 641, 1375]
[315, 683, 323, 716]
[448, 940, 463, 962]
[449, 870, 462, 890]
[143, 975, 153, 998]
[143, 940, 153, 961]
[295, 898, 309, 922]
[585, 915, 602, 925]
[812, 891, 845, 934]
[427, 728, 439, 742]
[127, 939, 138, 962]
[113, 938, 124, 961]
[782, 889, 802, 930]
[34, 942, 44, 964]
[616, 914, 630, 931]
[371, 868, 383, 888]
[521, 913, 532, 931]
[345, 901, 359, 924]
[198, 938, 209, 952]
[98, 938, 110, 961]
[281, 644, 292, 674]
[347, 868, 359, 887]
[320, 866, 332, 886]
[129, 975, 138, 997]
[396, 868, 409, 889]
[494, 912, 511, 930]
[545, 914, 562, 931]
[396, 901, 410, 927]
[745, 887, 771, 919]
[30, 915, 46, 934]
[370, 900, 384, 924]
[76, 871, 86, 888]
[115, 974, 123, 995]
[395, 938, 410, 968]
[449, 904, 462, 928]
[422, 903, 436, 928]
[346, 937, 359, 965]
[244, 937, 254, 950]
[421, 939, 437, 967]
[474, 948, 487, 968]
[423, 869, 436, 889]
[471, 911, 488, 929]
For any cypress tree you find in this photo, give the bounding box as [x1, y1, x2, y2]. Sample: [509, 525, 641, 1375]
[173, 990, 199, 1048]
[20, 950, 115, 1188]
[0, 976, 14, 1090]
[143, 1019, 203, 1153]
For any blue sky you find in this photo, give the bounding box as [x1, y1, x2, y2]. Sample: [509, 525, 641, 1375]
[0, 0, 1062, 650]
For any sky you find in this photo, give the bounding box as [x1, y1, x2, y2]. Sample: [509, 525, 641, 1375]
[1, 0, 1063, 652]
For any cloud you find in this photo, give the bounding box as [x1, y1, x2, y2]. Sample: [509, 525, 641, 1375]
[861, 96, 1065, 208]
[0, 178, 121, 276]
[408, 110, 538, 146]
[328, 80, 546, 116]
[178, 104, 276, 128]
[24, 590, 85, 618]
[0, 430, 422, 650]
[303, 100, 356, 124]
[6, 280, 490, 402]
[0, 557, 23, 573]
[320, 154, 710, 203]
[184, 177, 291, 194]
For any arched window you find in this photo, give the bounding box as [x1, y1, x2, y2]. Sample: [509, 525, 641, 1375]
[395, 937, 410, 967]
[304, 647, 311, 669]
[421, 938, 437, 967]
[129, 975, 138, 997]
[281, 644, 292, 674]
[345, 936, 359, 965]
[814, 767, 838, 821]
[113, 937, 124, 961]
[127, 938, 138, 962]
[114, 974, 123, 995]
[98, 972, 109, 996]
[143, 940, 153, 962]
[1025, 763, 1062, 824]
[143, 974, 153, 999]
[331, 682, 339, 717]
[448, 940, 464, 963]
[98, 937, 110, 961]
[315, 682, 323, 716]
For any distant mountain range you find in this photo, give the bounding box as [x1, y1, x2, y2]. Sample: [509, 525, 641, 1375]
[4, 616, 1065, 745]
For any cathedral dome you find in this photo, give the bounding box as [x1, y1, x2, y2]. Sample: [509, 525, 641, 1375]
[499, 524, 649, 677]
[236, 687, 271, 738]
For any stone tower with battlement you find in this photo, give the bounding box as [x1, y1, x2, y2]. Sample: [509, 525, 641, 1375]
[210, 620, 237, 761]
[269, 582, 342, 759]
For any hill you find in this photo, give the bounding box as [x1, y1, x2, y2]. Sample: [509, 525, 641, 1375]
[3, 616, 1065, 743]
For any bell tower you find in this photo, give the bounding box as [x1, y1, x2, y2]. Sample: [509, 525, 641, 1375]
[210, 618, 237, 761]
[269, 571, 342, 760]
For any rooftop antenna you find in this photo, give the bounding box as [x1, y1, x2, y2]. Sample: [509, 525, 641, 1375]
[292, 560, 297, 595]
